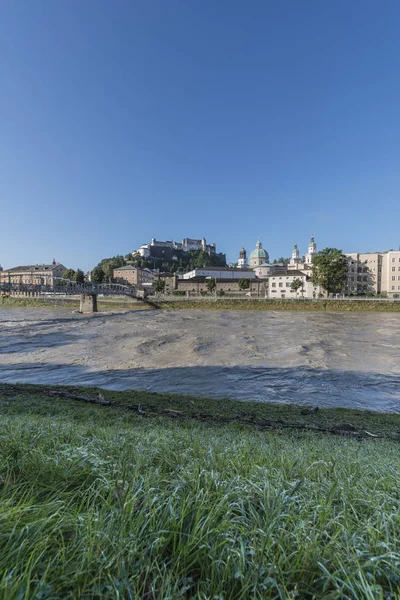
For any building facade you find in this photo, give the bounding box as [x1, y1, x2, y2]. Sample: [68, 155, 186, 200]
[183, 267, 255, 280]
[266, 270, 322, 299]
[0, 261, 67, 285]
[344, 250, 400, 298]
[113, 266, 154, 288]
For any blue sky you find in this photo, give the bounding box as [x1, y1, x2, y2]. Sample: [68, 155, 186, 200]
[1, 1, 399, 271]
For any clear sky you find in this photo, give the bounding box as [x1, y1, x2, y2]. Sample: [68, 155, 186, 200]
[1, 1, 399, 271]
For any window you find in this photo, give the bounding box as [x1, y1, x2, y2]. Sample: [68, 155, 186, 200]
[392, 258, 396, 262]
[279, 283, 283, 287]
[392, 267, 396, 272]
[392, 286, 395, 290]
[286, 282, 290, 287]
[393, 276, 396, 281]
[272, 282, 276, 287]
[363, 276, 367, 281]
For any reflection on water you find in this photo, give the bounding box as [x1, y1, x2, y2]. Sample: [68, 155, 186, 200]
[1, 307, 399, 411]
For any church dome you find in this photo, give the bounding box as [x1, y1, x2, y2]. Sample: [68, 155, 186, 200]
[250, 241, 269, 263]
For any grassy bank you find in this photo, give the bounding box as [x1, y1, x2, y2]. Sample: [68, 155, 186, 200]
[1, 384, 400, 599]
[157, 298, 400, 312]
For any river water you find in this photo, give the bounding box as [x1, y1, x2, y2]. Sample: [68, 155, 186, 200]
[0, 307, 399, 411]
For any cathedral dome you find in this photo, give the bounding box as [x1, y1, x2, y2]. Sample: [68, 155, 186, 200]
[250, 241, 269, 263]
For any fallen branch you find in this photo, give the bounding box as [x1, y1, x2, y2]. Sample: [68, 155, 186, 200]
[46, 390, 111, 406]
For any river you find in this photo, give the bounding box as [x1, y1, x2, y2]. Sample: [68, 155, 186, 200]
[0, 307, 399, 411]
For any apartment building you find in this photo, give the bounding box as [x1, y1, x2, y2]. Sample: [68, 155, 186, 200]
[344, 250, 400, 298]
[0, 261, 66, 285]
[113, 266, 154, 288]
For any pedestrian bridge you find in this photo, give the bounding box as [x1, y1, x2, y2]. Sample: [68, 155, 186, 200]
[0, 280, 156, 312]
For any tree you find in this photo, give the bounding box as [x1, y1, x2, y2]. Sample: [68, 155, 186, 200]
[238, 278, 250, 290]
[290, 278, 303, 297]
[206, 278, 216, 293]
[273, 257, 290, 266]
[62, 269, 76, 280]
[101, 257, 125, 282]
[194, 251, 212, 268]
[153, 279, 165, 293]
[310, 248, 347, 294]
[91, 266, 105, 283]
[73, 269, 85, 283]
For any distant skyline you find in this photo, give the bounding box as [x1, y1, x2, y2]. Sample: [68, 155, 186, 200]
[1, 1, 399, 271]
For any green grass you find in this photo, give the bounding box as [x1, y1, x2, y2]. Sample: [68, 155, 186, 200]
[157, 298, 400, 312]
[1, 385, 400, 599]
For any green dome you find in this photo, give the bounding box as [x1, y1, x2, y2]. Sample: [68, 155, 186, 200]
[250, 241, 269, 262]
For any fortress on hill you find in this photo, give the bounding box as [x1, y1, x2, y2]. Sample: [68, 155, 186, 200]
[136, 237, 217, 262]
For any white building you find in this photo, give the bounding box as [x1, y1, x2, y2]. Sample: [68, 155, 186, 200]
[266, 270, 321, 299]
[183, 267, 256, 280]
[251, 236, 324, 299]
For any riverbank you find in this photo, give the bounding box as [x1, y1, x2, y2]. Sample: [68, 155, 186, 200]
[2, 296, 400, 312]
[1, 383, 400, 599]
[0, 296, 151, 311]
[158, 298, 400, 311]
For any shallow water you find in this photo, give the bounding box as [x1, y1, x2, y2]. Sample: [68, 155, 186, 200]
[0, 307, 399, 411]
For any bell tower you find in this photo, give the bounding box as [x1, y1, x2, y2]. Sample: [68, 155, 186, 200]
[237, 247, 248, 268]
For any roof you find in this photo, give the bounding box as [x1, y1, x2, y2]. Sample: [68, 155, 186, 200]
[5, 263, 65, 273]
[178, 277, 257, 284]
[114, 265, 139, 271]
[250, 247, 269, 259]
[190, 267, 253, 272]
[268, 270, 309, 278]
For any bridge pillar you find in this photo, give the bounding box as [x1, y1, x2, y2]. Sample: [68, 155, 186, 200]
[80, 293, 98, 313]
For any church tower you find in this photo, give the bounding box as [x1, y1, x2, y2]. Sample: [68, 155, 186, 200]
[290, 244, 300, 267]
[305, 236, 317, 265]
[237, 247, 248, 268]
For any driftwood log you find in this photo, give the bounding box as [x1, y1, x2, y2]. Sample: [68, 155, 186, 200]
[46, 390, 111, 406]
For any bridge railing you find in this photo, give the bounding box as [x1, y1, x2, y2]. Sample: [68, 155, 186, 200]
[0, 279, 138, 297]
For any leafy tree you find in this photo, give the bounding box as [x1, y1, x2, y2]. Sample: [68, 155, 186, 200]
[238, 278, 250, 290]
[91, 266, 105, 283]
[153, 279, 165, 293]
[194, 251, 211, 268]
[273, 257, 290, 266]
[62, 269, 76, 280]
[290, 278, 303, 297]
[102, 257, 124, 282]
[206, 278, 217, 293]
[310, 248, 347, 294]
[73, 269, 85, 283]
